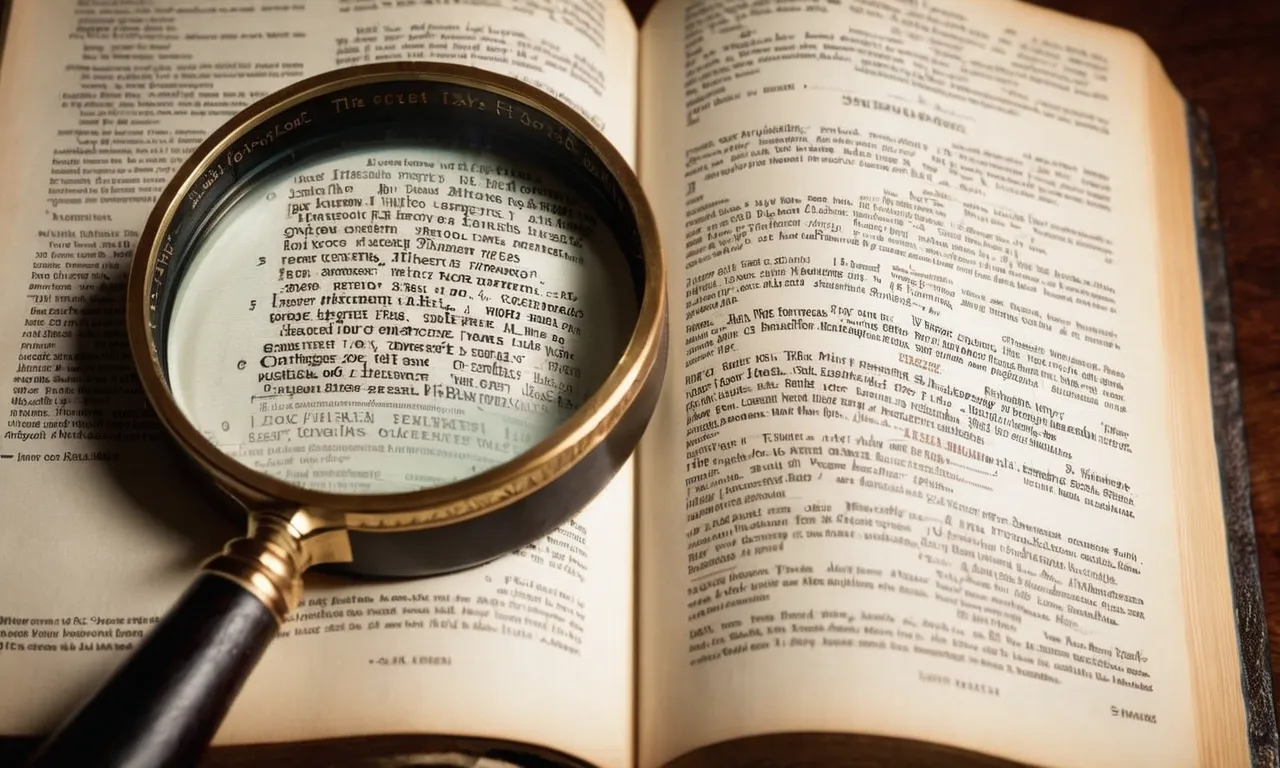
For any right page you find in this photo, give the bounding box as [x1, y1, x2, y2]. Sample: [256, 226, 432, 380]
[637, 0, 1246, 765]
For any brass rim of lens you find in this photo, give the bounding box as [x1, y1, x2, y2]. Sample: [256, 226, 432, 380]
[127, 62, 666, 533]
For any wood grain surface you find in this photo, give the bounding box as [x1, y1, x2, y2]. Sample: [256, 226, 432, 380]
[627, 0, 1280, 707]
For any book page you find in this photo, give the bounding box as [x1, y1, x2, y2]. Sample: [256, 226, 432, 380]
[0, 1, 637, 766]
[1144, 54, 1250, 767]
[637, 0, 1216, 765]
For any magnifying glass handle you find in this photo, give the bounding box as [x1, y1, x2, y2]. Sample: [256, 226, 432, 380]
[23, 515, 318, 768]
[23, 572, 280, 768]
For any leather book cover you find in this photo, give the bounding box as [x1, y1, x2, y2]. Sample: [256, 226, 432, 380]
[1188, 102, 1280, 767]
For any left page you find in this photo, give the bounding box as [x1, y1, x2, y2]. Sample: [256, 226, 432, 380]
[0, 1, 638, 766]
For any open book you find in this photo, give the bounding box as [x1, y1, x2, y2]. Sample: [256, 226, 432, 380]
[0, 0, 1274, 765]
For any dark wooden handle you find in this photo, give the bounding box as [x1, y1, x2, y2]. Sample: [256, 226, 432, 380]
[24, 573, 279, 768]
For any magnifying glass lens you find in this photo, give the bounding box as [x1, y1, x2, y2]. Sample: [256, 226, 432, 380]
[28, 66, 665, 767]
[165, 144, 637, 494]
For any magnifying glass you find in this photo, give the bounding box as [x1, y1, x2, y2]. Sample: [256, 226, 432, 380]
[25, 62, 666, 767]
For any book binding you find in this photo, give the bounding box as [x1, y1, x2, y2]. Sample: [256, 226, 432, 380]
[1188, 102, 1280, 768]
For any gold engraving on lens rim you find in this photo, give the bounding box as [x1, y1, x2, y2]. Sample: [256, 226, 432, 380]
[126, 62, 666, 540]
